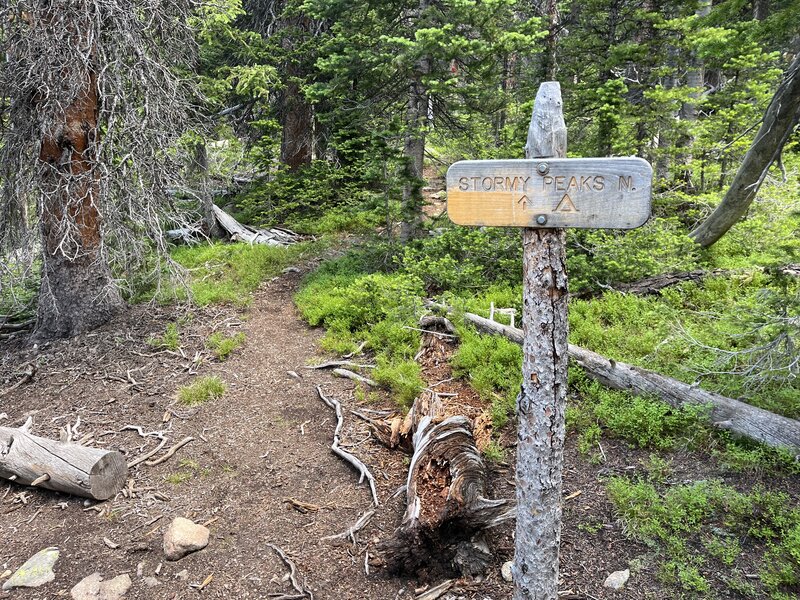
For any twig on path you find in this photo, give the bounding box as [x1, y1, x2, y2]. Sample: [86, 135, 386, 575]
[316, 385, 379, 507]
[415, 580, 454, 600]
[127, 438, 168, 468]
[305, 360, 375, 370]
[145, 436, 194, 466]
[332, 368, 377, 387]
[321, 509, 376, 544]
[0, 363, 35, 398]
[266, 543, 314, 600]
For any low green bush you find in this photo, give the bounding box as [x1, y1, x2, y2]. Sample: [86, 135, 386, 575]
[177, 375, 226, 406]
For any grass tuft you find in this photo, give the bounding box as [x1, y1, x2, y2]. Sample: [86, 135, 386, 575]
[177, 375, 226, 406]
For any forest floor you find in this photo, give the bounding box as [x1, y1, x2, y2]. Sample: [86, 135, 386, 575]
[0, 262, 795, 599]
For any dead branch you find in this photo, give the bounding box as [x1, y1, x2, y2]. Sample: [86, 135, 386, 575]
[265, 543, 314, 600]
[145, 437, 194, 466]
[304, 361, 375, 370]
[332, 368, 378, 387]
[316, 386, 379, 506]
[0, 363, 35, 398]
[321, 509, 376, 543]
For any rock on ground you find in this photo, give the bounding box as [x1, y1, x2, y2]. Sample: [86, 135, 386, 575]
[603, 568, 630, 590]
[2, 547, 59, 591]
[501, 561, 513, 582]
[163, 517, 210, 561]
[71, 573, 132, 600]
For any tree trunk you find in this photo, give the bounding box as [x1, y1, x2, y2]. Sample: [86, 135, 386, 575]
[689, 53, 800, 247]
[441, 307, 800, 453]
[514, 82, 569, 600]
[378, 394, 514, 577]
[400, 73, 428, 242]
[537, 0, 559, 81]
[192, 142, 224, 239]
[0, 425, 127, 500]
[400, 0, 431, 242]
[35, 65, 123, 340]
[280, 78, 313, 171]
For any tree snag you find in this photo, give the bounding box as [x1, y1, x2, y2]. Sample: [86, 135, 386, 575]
[689, 53, 800, 247]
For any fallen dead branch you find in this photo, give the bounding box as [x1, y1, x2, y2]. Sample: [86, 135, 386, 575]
[415, 580, 454, 600]
[332, 368, 377, 387]
[321, 509, 376, 543]
[127, 438, 168, 469]
[430, 302, 800, 454]
[304, 360, 375, 370]
[316, 385, 379, 506]
[283, 497, 320, 514]
[0, 363, 35, 398]
[145, 437, 194, 466]
[266, 543, 314, 600]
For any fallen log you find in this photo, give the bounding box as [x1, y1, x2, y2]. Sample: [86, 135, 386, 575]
[573, 263, 800, 299]
[0, 422, 127, 500]
[211, 205, 301, 246]
[437, 304, 800, 454]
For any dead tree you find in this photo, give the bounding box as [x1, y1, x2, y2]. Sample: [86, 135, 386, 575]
[379, 409, 515, 577]
[379, 319, 514, 578]
[689, 53, 800, 247]
[440, 306, 800, 454]
[0, 1, 197, 339]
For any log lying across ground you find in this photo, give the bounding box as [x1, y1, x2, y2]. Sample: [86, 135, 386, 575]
[166, 205, 302, 247]
[433, 305, 800, 454]
[0, 423, 127, 500]
[573, 263, 800, 299]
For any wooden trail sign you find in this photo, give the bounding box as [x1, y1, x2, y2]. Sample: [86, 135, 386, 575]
[447, 157, 652, 229]
[445, 82, 651, 600]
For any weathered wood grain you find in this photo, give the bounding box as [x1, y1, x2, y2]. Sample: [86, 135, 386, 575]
[0, 426, 127, 500]
[446, 157, 652, 229]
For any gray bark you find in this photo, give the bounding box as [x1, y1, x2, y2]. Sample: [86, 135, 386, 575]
[689, 53, 800, 247]
[444, 308, 800, 454]
[514, 82, 569, 600]
[0, 425, 127, 500]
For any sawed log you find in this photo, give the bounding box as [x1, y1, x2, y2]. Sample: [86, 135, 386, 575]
[438, 304, 800, 454]
[0, 422, 127, 500]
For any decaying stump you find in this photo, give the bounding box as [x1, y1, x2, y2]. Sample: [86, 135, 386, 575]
[378, 318, 515, 577]
[0, 422, 127, 500]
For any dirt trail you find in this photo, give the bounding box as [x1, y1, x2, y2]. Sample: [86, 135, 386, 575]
[1, 268, 679, 600]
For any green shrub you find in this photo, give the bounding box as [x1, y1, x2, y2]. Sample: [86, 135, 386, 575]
[451, 328, 522, 428]
[372, 358, 424, 408]
[177, 375, 226, 406]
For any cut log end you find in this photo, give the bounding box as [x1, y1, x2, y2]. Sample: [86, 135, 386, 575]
[88, 451, 128, 500]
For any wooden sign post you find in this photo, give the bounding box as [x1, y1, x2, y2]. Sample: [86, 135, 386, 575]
[446, 82, 652, 600]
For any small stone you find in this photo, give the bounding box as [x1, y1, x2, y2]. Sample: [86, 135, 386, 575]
[603, 569, 630, 590]
[163, 517, 210, 561]
[2, 547, 59, 590]
[175, 570, 189, 581]
[70, 573, 132, 600]
[0, 570, 11, 579]
[501, 560, 513, 582]
[142, 577, 160, 588]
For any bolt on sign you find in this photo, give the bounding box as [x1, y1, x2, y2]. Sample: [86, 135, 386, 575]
[446, 157, 652, 229]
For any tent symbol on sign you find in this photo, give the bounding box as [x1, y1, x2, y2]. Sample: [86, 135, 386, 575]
[555, 193, 579, 213]
[517, 194, 529, 210]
